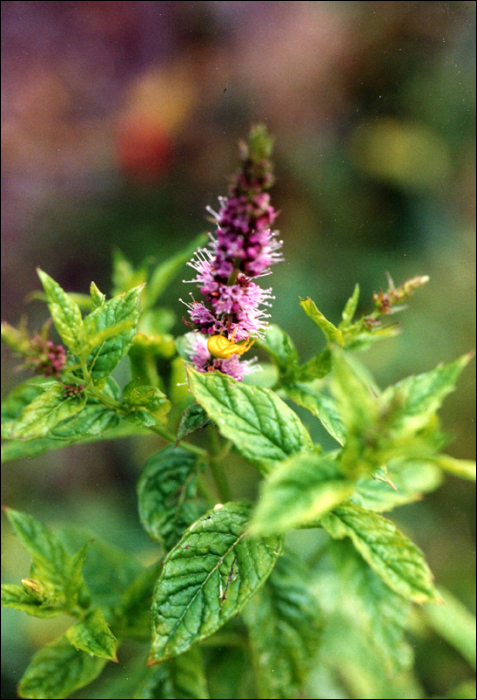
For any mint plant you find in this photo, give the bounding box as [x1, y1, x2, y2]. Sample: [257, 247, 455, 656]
[1, 125, 475, 700]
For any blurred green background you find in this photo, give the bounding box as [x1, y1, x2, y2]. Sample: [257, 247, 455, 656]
[1, 2, 475, 698]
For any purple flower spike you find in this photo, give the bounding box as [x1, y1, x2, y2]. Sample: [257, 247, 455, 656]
[182, 125, 283, 380]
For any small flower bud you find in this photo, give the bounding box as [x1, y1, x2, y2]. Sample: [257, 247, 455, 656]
[373, 274, 429, 315]
[63, 383, 84, 398]
[21, 578, 47, 602]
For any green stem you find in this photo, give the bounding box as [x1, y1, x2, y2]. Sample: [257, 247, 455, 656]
[215, 440, 232, 463]
[79, 361, 210, 462]
[209, 459, 233, 503]
[129, 345, 165, 391]
[207, 426, 233, 502]
[148, 424, 208, 458]
[196, 473, 218, 504]
[200, 632, 245, 647]
[85, 385, 124, 412]
[227, 264, 240, 287]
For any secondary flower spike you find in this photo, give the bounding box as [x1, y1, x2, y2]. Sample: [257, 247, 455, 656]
[182, 125, 283, 380]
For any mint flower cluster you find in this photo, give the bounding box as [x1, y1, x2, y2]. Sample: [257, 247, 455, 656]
[29, 337, 66, 378]
[182, 125, 282, 380]
[372, 273, 430, 314]
[1, 321, 66, 378]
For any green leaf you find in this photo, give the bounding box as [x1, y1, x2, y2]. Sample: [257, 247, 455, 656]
[51, 402, 120, 438]
[63, 541, 92, 610]
[63, 293, 94, 311]
[330, 348, 379, 432]
[122, 382, 171, 428]
[26, 291, 92, 311]
[322, 502, 439, 603]
[82, 286, 143, 378]
[329, 349, 380, 476]
[56, 529, 144, 617]
[335, 539, 414, 675]
[137, 446, 201, 551]
[136, 647, 209, 699]
[1, 380, 127, 460]
[340, 284, 360, 328]
[351, 461, 443, 512]
[299, 297, 343, 345]
[1, 378, 49, 438]
[295, 349, 332, 381]
[5, 383, 86, 440]
[330, 351, 470, 480]
[314, 539, 413, 679]
[250, 453, 356, 536]
[1, 584, 63, 618]
[115, 562, 163, 640]
[18, 635, 106, 699]
[111, 248, 149, 296]
[187, 368, 312, 474]
[423, 587, 476, 670]
[381, 353, 473, 437]
[1, 320, 30, 352]
[89, 281, 106, 309]
[342, 320, 401, 352]
[284, 383, 346, 445]
[176, 402, 212, 442]
[37, 269, 84, 352]
[242, 553, 321, 699]
[66, 607, 117, 661]
[257, 324, 299, 382]
[147, 233, 208, 308]
[148, 502, 283, 664]
[5, 509, 70, 593]
[130, 325, 176, 360]
[81, 318, 137, 359]
[1, 419, 143, 464]
[315, 618, 418, 699]
[123, 409, 168, 430]
[139, 307, 177, 336]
